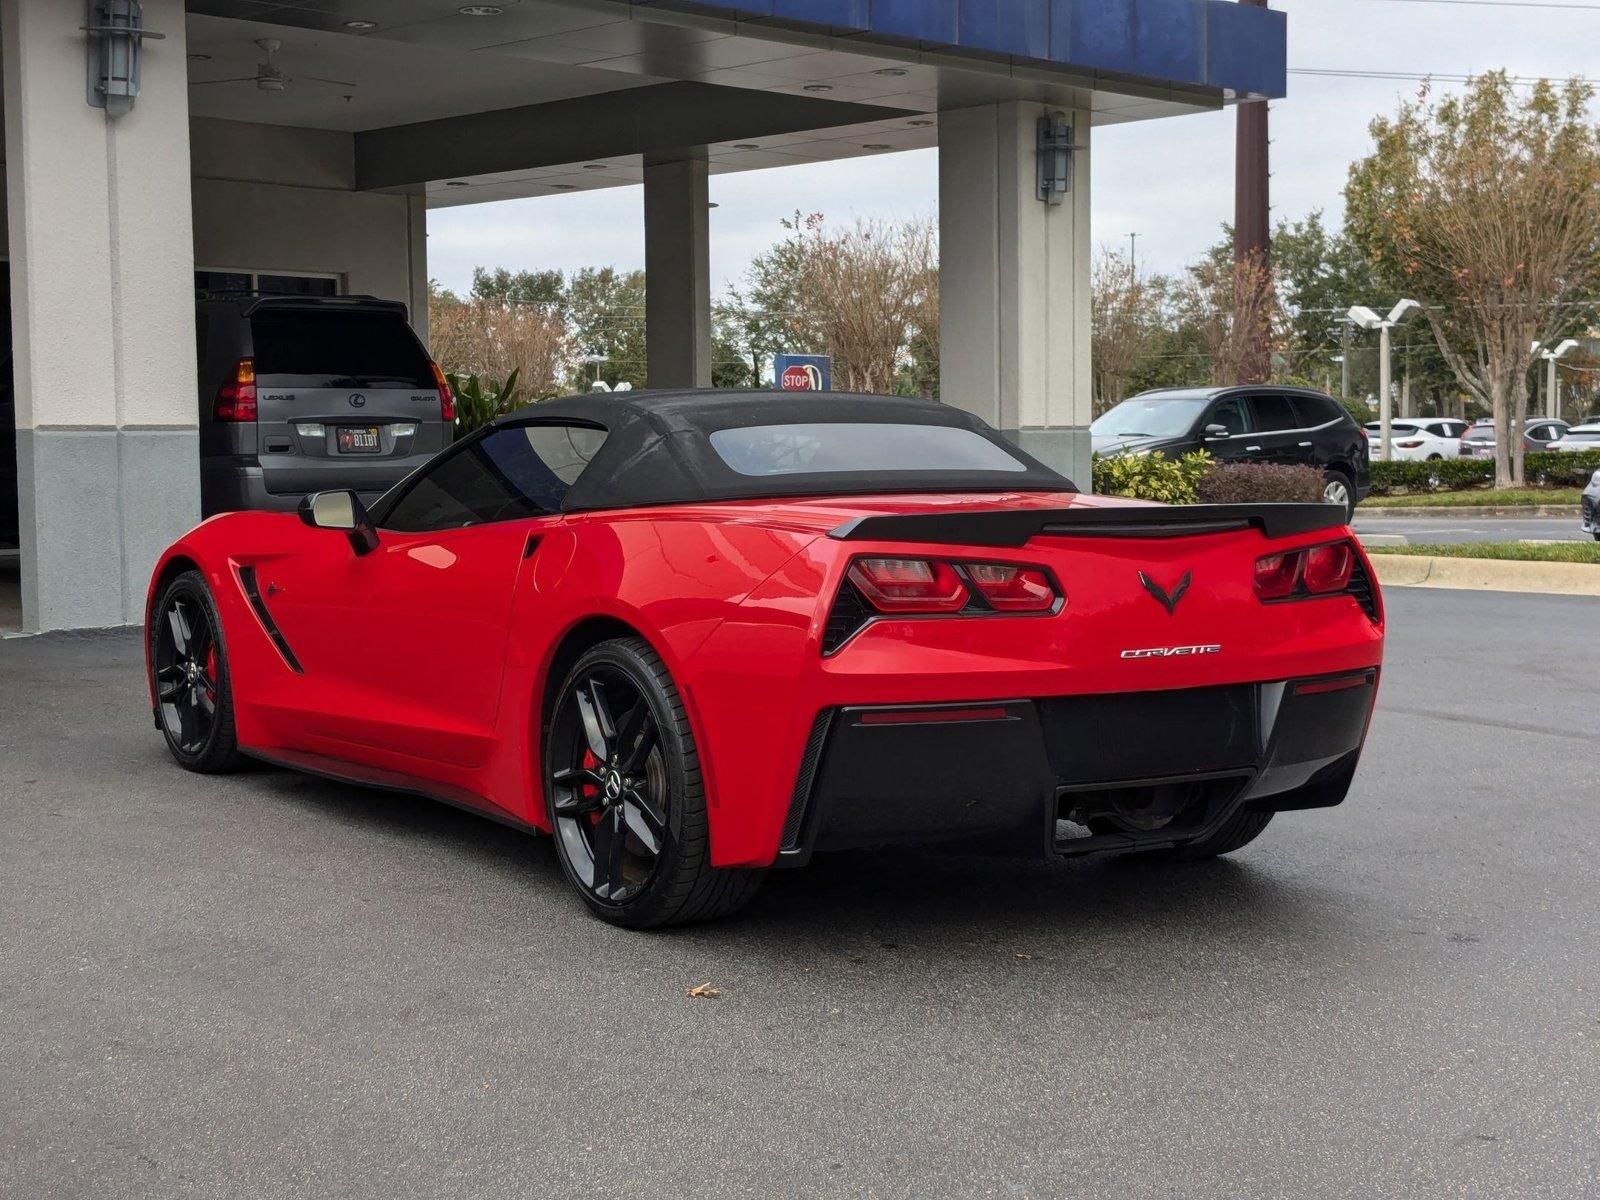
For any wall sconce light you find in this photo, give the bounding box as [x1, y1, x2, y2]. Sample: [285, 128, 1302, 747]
[84, 0, 165, 117]
[1036, 112, 1076, 205]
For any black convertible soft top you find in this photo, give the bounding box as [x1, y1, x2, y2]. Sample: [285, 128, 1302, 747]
[489, 390, 1076, 512]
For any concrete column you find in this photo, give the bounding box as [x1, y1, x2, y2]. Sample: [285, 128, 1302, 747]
[3, 0, 198, 631]
[644, 151, 711, 390]
[938, 103, 1093, 486]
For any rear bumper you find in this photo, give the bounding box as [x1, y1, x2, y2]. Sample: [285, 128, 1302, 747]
[776, 669, 1377, 865]
[201, 464, 396, 516]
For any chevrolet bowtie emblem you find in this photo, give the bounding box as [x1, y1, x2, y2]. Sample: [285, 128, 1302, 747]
[1138, 570, 1192, 616]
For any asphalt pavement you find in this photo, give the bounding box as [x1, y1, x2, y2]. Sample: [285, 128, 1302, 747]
[1354, 513, 1588, 545]
[2, 592, 1597, 1199]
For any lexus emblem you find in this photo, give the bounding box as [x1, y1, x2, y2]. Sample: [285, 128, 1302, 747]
[347, 393, 367, 408]
[1138, 570, 1192, 616]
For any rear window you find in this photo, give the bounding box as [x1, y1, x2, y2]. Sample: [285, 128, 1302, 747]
[1463, 426, 1495, 440]
[249, 309, 431, 388]
[708, 422, 1029, 477]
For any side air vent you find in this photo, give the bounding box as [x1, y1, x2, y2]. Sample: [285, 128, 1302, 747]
[237, 565, 304, 673]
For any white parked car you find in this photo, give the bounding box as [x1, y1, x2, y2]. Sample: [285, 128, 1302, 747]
[1550, 423, 1600, 452]
[1364, 418, 1468, 461]
[1582, 469, 1600, 541]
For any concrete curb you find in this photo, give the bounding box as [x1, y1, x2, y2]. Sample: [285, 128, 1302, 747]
[1370, 553, 1600, 596]
[1359, 504, 1580, 518]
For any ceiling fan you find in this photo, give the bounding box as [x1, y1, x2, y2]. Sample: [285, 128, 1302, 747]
[189, 38, 356, 94]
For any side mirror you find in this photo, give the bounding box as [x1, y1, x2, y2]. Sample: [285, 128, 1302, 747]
[298, 490, 379, 556]
[1203, 423, 1231, 440]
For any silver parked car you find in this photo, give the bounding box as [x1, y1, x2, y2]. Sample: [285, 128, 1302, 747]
[1582, 470, 1600, 541]
[1550, 423, 1600, 452]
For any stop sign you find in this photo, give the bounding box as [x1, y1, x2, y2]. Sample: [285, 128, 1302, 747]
[781, 363, 819, 390]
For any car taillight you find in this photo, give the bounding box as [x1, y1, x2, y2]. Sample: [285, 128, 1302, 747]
[1395, 439, 1424, 449]
[1255, 539, 1358, 601]
[213, 358, 256, 422]
[1357, 426, 1370, 441]
[848, 557, 968, 613]
[1303, 541, 1355, 593]
[430, 361, 455, 423]
[964, 563, 1057, 612]
[1253, 551, 1302, 600]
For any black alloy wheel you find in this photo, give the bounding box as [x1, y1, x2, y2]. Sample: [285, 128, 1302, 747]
[150, 571, 240, 772]
[544, 638, 762, 928]
[549, 664, 669, 905]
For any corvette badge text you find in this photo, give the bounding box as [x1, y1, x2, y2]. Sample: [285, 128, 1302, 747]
[1120, 644, 1223, 660]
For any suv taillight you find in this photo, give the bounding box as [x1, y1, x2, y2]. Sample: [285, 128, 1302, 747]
[213, 358, 256, 422]
[430, 361, 455, 423]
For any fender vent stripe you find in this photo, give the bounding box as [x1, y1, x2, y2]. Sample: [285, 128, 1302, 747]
[237, 565, 304, 674]
[780, 710, 834, 852]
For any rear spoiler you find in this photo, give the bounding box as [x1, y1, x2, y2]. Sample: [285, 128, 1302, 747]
[827, 503, 1348, 548]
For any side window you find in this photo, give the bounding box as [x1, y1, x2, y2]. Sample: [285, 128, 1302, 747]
[1206, 397, 1252, 437]
[1289, 395, 1338, 427]
[1528, 424, 1555, 443]
[1248, 394, 1301, 432]
[381, 423, 608, 532]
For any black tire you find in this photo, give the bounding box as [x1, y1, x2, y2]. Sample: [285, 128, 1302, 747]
[544, 637, 762, 929]
[1426, 453, 1443, 462]
[149, 570, 242, 774]
[1165, 808, 1274, 861]
[1322, 469, 1357, 520]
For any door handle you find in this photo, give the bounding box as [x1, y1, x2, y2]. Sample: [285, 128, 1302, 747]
[1244, 445, 1262, 452]
[1298, 441, 1313, 448]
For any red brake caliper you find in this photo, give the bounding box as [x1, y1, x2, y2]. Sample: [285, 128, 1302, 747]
[205, 645, 218, 700]
[581, 749, 601, 824]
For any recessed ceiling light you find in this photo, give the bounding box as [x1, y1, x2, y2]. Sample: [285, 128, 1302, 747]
[863, 143, 892, 150]
[187, 52, 212, 61]
[344, 19, 378, 30]
[908, 118, 934, 127]
[874, 67, 908, 76]
[458, 4, 503, 15]
[445, 180, 471, 188]
[550, 183, 577, 191]
[802, 83, 833, 92]
[733, 143, 760, 150]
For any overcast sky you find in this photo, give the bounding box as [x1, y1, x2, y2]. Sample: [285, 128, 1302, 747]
[426, 0, 1585, 297]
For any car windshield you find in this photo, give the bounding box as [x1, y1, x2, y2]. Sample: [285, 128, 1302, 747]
[1091, 396, 1210, 439]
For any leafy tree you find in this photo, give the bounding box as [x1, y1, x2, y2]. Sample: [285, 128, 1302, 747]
[564, 267, 648, 390]
[1092, 250, 1169, 413]
[1346, 72, 1600, 486]
[470, 266, 566, 313]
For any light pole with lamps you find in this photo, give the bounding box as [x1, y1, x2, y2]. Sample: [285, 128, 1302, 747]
[1533, 339, 1580, 420]
[1347, 300, 1422, 461]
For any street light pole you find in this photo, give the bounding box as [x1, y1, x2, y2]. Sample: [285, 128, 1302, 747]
[1534, 339, 1580, 420]
[1349, 300, 1423, 462]
[1378, 323, 1393, 458]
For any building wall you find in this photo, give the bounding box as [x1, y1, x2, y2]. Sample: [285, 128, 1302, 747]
[188, 118, 429, 343]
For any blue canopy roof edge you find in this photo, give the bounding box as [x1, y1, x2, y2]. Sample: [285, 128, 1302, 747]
[635, 0, 1286, 101]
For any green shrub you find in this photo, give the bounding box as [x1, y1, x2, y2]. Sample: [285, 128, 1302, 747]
[1196, 462, 1326, 505]
[1368, 451, 1600, 494]
[447, 369, 522, 440]
[1092, 450, 1212, 504]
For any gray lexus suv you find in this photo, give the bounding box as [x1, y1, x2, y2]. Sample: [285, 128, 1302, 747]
[197, 294, 451, 517]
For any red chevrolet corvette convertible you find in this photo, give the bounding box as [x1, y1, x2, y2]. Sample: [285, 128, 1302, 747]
[146, 391, 1384, 927]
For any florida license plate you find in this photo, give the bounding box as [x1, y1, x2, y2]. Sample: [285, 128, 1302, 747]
[337, 426, 380, 454]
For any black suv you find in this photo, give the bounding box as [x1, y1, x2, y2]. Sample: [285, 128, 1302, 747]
[1091, 386, 1371, 516]
[197, 295, 452, 517]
